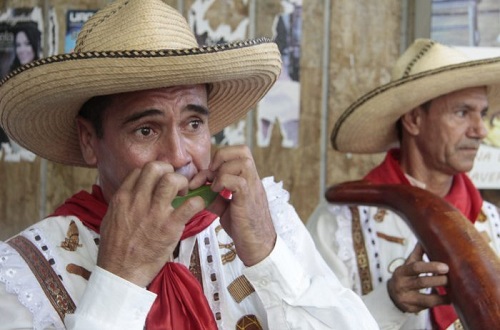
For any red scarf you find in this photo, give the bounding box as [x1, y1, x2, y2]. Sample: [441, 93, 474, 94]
[51, 185, 218, 330]
[364, 149, 483, 330]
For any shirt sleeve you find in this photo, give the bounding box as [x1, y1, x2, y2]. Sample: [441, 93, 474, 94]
[362, 282, 408, 329]
[65, 266, 156, 330]
[306, 201, 354, 289]
[243, 234, 379, 329]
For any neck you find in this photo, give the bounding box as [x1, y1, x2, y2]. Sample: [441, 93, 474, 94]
[399, 147, 453, 198]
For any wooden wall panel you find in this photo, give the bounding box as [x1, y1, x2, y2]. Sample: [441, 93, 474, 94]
[0, 160, 40, 240]
[0, 0, 404, 240]
[253, 0, 325, 222]
[326, 0, 401, 190]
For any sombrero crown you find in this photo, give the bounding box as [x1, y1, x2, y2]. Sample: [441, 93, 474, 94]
[331, 38, 500, 153]
[0, 0, 281, 166]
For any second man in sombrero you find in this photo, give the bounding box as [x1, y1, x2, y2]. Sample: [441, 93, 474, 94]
[307, 38, 500, 330]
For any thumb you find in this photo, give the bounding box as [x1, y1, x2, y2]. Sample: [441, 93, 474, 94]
[406, 243, 425, 264]
[206, 194, 230, 217]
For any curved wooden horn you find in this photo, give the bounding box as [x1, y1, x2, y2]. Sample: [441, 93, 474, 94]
[325, 180, 500, 330]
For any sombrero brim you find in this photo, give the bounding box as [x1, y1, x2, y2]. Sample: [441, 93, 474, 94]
[331, 56, 500, 153]
[0, 39, 281, 166]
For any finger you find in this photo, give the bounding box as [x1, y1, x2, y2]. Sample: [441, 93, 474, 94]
[205, 194, 230, 217]
[189, 169, 215, 190]
[172, 196, 206, 226]
[119, 167, 142, 194]
[132, 161, 175, 203]
[151, 171, 189, 210]
[396, 260, 449, 279]
[410, 260, 449, 276]
[210, 173, 247, 198]
[405, 243, 425, 264]
[407, 274, 449, 291]
[209, 145, 252, 171]
[413, 292, 451, 309]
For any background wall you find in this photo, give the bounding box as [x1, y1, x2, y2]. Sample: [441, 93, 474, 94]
[0, 0, 403, 240]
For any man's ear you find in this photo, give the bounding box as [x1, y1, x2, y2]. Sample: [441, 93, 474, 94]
[400, 107, 423, 136]
[76, 116, 98, 166]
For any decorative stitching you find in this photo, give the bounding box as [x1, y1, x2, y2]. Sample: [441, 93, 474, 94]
[75, 0, 130, 51]
[8, 235, 76, 322]
[227, 275, 255, 303]
[402, 40, 435, 78]
[350, 206, 373, 295]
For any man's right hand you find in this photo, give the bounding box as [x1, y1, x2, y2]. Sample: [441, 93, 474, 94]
[387, 243, 451, 313]
[96, 161, 206, 287]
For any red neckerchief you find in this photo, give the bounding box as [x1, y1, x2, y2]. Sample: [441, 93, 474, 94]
[51, 184, 218, 330]
[364, 149, 483, 330]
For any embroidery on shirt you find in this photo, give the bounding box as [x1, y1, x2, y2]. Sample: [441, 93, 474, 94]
[477, 210, 487, 223]
[376, 232, 406, 245]
[60, 220, 82, 251]
[236, 315, 263, 330]
[66, 263, 91, 280]
[454, 318, 464, 330]
[350, 206, 373, 294]
[227, 275, 255, 303]
[373, 208, 387, 222]
[216, 225, 237, 264]
[189, 239, 203, 285]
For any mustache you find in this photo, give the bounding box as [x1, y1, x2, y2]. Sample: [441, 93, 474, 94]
[458, 140, 482, 149]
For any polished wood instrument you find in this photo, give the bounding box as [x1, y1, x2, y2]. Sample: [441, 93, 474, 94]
[325, 181, 500, 330]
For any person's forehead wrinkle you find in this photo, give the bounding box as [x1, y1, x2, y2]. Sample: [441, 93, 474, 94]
[121, 109, 164, 126]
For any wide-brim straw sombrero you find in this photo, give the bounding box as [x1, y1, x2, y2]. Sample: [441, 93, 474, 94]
[0, 0, 281, 166]
[331, 38, 500, 153]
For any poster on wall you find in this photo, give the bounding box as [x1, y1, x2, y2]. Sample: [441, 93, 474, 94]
[188, 0, 302, 148]
[0, 7, 43, 162]
[257, 0, 302, 148]
[65, 10, 96, 53]
[0, 7, 58, 163]
[188, 0, 251, 146]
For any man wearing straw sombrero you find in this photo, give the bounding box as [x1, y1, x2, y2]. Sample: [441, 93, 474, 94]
[307, 38, 500, 330]
[0, 1, 378, 329]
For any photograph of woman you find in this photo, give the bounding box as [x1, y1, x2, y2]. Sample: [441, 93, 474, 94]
[0, 20, 41, 161]
[9, 21, 41, 72]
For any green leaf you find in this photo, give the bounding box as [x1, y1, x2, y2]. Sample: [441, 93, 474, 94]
[171, 185, 219, 209]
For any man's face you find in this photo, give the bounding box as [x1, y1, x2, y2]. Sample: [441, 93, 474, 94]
[413, 86, 488, 175]
[81, 85, 212, 201]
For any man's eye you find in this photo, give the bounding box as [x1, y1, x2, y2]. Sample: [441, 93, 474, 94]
[138, 127, 152, 136]
[190, 119, 202, 129]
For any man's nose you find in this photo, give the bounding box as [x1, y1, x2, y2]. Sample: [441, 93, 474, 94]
[157, 130, 191, 169]
[469, 113, 488, 139]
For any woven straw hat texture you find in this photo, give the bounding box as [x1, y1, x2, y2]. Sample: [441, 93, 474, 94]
[331, 38, 500, 153]
[0, 0, 282, 166]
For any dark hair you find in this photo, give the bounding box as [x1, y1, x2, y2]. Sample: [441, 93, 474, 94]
[9, 21, 41, 72]
[396, 99, 433, 142]
[78, 95, 113, 138]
